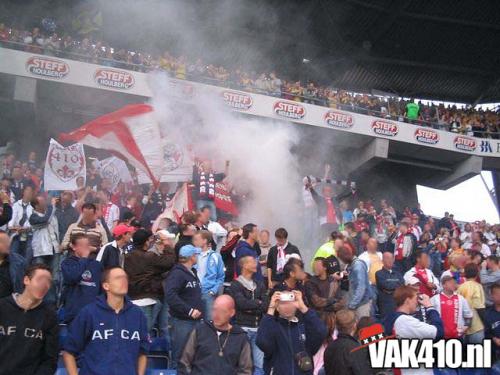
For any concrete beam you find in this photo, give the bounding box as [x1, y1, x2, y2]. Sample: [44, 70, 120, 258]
[346, 137, 389, 175]
[13, 76, 37, 103]
[434, 155, 483, 190]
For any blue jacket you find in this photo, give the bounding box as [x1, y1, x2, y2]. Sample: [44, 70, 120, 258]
[64, 295, 149, 375]
[164, 264, 203, 320]
[346, 257, 373, 310]
[61, 256, 102, 323]
[8, 252, 26, 294]
[256, 310, 326, 375]
[196, 250, 225, 295]
[384, 309, 444, 339]
[375, 268, 404, 319]
[235, 241, 263, 281]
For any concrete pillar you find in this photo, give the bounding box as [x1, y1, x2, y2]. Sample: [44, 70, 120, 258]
[346, 137, 389, 174]
[434, 156, 483, 190]
[14, 76, 37, 103]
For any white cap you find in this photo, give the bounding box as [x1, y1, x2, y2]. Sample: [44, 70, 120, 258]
[406, 276, 421, 286]
[157, 229, 176, 239]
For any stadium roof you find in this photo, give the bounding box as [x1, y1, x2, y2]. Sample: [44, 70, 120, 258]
[266, 0, 500, 104]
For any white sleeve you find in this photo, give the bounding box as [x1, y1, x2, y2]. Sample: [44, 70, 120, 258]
[393, 315, 437, 339]
[403, 268, 414, 285]
[461, 296, 473, 319]
[429, 270, 441, 293]
[430, 295, 440, 314]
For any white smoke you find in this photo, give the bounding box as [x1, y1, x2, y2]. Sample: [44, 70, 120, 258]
[148, 72, 305, 245]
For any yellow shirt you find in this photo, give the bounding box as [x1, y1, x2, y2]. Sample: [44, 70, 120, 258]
[458, 280, 485, 334]
[367, 253, 383, 285]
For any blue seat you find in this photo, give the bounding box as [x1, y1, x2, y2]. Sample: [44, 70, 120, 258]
[54, 369, 68, 375]
[146, 370, 176, 375]
[149, 337, 169, 353]
[147, 354, 169, 370]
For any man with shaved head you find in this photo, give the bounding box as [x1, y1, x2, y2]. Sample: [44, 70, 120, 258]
[178, 294, 253, 375]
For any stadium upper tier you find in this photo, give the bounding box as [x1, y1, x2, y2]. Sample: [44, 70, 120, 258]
[0, 23, 498, 138]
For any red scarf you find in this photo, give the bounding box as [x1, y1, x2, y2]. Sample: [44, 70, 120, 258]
[414, 267, 433, 297]
[440, 293, 460, 338]
[325, 198, 337, 224]
[395, 233, 405, 260]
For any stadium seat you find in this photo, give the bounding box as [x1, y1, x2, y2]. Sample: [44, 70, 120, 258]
[146, 370, 176, 375]
[54, 369, 68, 375]
[149, 337, 169, 353]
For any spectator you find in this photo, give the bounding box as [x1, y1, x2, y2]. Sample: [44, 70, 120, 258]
[61, 233, 102, 323]
[193, 230, 225, 321]
[430, 275, 472, 339]
[384, 286, 443, 375]
[306, 179, 341, 241]
[460, 223, 474, 248]
[125, 228, 175, 332]
[266, 227, 301, 289]
[8, 185, 33, 259]
[174, 223, 196, 260]
[96, 223, 133, 269]
[0, 191, 12, 227]
[323, 309, 374, 375]
[228, 255, 269, 375]
[61, 202, 108, 253]
[481, 255, 500, 307]
[0, 264, 58, 375]
[313, 311, 336, 375]
[271, 258, 308, 303]
[484, 283, 500, 362]
[458, 263, 486, 344]
[164, 244, 204, 368]
[0, 230, 26, 298]
[221, 227, 241, 282]
[403, 251, 440, 298]
[258, 229, 272, 278]
[63, 267, 149, 375]
[358, 238, 383, 287]
[178, 294, 253, 375]
[404, 99, 419, 123]
[29, 195, 59, 266]
[393, 222, 415, 273]
[256, 290, 326, 375]
[235, 223, 263, 281]
[375, 252, 404, 320]
[98, 189, 120, 231]
[10, 166, 34, 201]
[191, 159, 229, 221]
[306, 257, 344, 313]
[54, 191, 79, 243]
[337, 246, 373, 319]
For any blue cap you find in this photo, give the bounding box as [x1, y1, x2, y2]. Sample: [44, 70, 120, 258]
[179, 244, 202, 258]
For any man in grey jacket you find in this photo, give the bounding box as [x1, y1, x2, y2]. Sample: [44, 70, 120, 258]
[481, 255, 500, 307]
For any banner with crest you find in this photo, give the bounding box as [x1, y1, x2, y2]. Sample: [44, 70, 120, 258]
[44, 138, 86, 191]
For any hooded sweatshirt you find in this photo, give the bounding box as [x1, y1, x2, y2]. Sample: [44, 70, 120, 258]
[178, 321, 253, 375]
[63, 294, 150, 375]
[0, 294, 59, 375]
[164, 263, 203, 320]
[61, 255, 103, 323]
[256, 310, 326, 375]
[235, 240, 263, 281]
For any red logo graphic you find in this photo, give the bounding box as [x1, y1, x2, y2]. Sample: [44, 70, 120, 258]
[351, 323, 394, 352]
[414, 128, 439, 144]
[26, 56, 69, 79]
[454, 136, 477, 152]
[48, 144, 85, 182]
[94, 68, 135, 89]
[371, 120, 398, 137]
[273, 101, 306, 119]
[222, 91, 253, 110]
[324, 111, 354, 129]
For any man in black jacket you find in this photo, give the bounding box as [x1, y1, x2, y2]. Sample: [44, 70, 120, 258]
[178, 294, 253, 375]
[0, 263, 59, 375]
[54, 191, 79, 244]
[96, 223, 133, 269]
[266, 227, 301, 289]
[323, 309, 374, 375]
[229, 255, 268, 375]
[0, 191, 12, 227]
[174, 223, 196, 260]
[164, 244, 204, 369]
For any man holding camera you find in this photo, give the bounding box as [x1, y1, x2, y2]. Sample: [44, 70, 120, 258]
[256, 290, 326, 375]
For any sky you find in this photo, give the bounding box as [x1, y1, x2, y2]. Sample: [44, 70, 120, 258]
[417, 171, 499, 223]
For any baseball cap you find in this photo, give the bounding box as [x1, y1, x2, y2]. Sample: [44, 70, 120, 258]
[179, 244, 201, 258]
[132, 229, 153, 247]
[113, 224, 132, 237]
[157, 229, 176, 239]
[405, 276, 421, 286]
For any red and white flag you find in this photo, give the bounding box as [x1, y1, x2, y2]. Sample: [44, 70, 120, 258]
[152, 183, 193, 230]
[60, 104, 162, 185]
[44, 139, 86, 191]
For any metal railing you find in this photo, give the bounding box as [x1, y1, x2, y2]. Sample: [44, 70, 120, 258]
[2, 38, 499, 138]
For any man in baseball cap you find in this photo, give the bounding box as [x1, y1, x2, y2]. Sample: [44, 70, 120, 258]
[165, 244, 204, 368]
[96, 224, 133, 269]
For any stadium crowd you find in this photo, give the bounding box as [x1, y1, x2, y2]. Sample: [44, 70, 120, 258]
[0, 22, 499, 138]
[0, 149, 499, 375]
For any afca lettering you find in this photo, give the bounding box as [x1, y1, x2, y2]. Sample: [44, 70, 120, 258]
[0, 325, 43, 339]
[91, 329, 141, 341]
